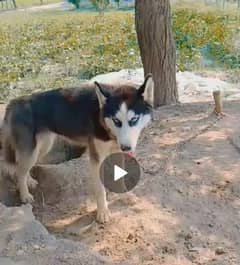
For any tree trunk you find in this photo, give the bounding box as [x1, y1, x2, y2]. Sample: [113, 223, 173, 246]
[12, 0, 17, 8]
[135, 0, 178, 107]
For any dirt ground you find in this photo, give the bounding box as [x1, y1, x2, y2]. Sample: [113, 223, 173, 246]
[26, 99, 240, 265]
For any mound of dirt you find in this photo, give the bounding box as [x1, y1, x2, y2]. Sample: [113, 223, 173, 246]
[0, 203, 121, 265]
[92, 69, 240, 103]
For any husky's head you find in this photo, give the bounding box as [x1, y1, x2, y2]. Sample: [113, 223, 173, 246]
[95, 74, 153, 153]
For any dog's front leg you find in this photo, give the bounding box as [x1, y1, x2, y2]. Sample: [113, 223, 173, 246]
[90, 158, 110, 223]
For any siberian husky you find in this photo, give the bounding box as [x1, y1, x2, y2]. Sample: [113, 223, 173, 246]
[1, 74, 153, 223]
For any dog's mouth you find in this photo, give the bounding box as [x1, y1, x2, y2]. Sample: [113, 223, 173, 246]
[123, 151, 134, 158]
[128, 151, 134, 157]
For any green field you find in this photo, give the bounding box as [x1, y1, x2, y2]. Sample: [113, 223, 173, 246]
[0, 7, 239, 101]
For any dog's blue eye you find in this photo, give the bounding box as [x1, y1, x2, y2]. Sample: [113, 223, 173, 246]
[129, 116, 139, 127]
[112, 117, 122, 127]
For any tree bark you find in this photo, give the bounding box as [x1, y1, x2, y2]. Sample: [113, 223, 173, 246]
[135, 0, 178, 107]
[12, 0, 17, 8]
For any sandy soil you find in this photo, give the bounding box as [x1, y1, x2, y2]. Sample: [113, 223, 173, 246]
[1, 70, 240, 264]
[31, 99, 240, 265]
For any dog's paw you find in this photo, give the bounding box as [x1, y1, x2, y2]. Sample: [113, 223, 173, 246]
[20, 192, 34, 204]
[27, 176, 38, 189]
[96, 208, 111, 223]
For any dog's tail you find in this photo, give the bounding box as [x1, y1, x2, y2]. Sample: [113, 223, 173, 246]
[2, 100, 35, 165]
[3, 136, 16, 164]
[1, 120, 17, 165]
[1, 103, 16, 164]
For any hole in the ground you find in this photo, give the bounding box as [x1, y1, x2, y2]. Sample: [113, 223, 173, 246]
[40, 139, 86, 165]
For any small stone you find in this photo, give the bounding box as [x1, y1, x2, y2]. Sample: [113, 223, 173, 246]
[127, 233, 134, 240]
[168, 128, 176, 133]
[185, 233, 192, 240]
[33, 244, 40, 250]
[150, 131, 157, 135]
[176, 188, 184, 194]
[190, 226, 201, 236]
[215, 247, 226, 255]
[182, 126, 191, 132]
[189, 247, 201, 253]
[17, 249, 24, 255]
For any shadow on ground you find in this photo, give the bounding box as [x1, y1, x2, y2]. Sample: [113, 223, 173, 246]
[1, 100, 240, 265]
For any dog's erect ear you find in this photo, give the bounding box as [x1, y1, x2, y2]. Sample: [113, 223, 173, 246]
[94, 81, 111, 108]
[137, 74, 154, 103]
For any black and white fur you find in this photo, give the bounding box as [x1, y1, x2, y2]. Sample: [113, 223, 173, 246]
[1, 75, 153, 223]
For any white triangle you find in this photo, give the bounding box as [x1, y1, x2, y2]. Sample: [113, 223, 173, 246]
[114, 165, 128, 181]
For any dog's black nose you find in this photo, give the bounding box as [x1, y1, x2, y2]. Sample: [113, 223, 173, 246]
[120, 145, 131, 152]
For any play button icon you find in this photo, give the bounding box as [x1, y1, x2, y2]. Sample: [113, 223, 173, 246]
[114, 165, 128, 181]
[100, 152, 141, 193]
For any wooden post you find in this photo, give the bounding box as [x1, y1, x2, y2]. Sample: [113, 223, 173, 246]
[213, 90, 225, 117]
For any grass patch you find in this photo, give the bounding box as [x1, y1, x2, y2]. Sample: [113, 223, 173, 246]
[0, 8, 239, 101]
[172, 7, 240, 70]
[0, 11, 140, 100]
